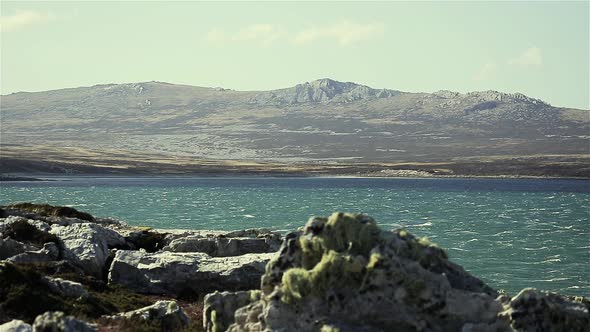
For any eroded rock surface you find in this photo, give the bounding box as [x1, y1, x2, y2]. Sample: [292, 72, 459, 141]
[108, 300, 189, 331]
[32, 311, 96, 332]
[164, 236, 279, 256]
[43, 277, 89, 299]
[50, 223, 125, 277]
[203, 290, 261, 332]
[0, 319, 32, 332]
[108, 250, 274, 295]
[7, 242, 60, 264]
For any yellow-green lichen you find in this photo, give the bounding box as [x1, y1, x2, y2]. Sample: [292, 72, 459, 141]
[281, 250, 368, 304]
[321, 324, 341, 332]
[249, 290, 262, 302]
[321, 213, 381, 256]
[366, 252, 383, 271]
[210, 309, 219, 332]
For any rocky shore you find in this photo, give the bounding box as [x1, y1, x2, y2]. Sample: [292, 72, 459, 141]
[0, 204, 588, 331]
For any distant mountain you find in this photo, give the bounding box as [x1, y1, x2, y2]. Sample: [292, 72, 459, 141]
[249, 78, 399, 105]
[1, 79, 588, 168]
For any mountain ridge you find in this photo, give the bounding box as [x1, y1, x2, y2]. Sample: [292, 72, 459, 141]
[1, 78, 588, 177]
[2, 78, 565, 109]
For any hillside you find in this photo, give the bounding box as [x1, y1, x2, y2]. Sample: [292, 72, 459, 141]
[1, 79, 588, 176]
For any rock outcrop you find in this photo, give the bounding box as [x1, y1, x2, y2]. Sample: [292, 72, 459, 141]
[0, 319, 32, 332]
[250, 78, 399, 105]
[7, 242, 60, 264]
[50, 223, 126, 277]
[163, 229, 281, 256]
[43, 277, 89, 299]
[203, 290, 261, 332]
[107, 300, 189, 331]
[108, 250, 274, 295]
[0, 237, 36, 260]
[222, 212, 589, 332]
[32, 311, 96, 332]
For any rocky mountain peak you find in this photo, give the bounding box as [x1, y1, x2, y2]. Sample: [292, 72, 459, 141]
[250, 78, 399, 105]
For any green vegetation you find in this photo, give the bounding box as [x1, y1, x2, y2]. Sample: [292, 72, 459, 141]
[2, 218, 59, 247]
[8, 203, 95, 222]
[0, 262, 154, 324]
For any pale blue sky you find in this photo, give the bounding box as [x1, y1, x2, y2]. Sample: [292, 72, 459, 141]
[1, 1, 589, 108]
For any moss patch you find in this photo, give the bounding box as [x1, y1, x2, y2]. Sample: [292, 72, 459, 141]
[8, 202, 95, 222]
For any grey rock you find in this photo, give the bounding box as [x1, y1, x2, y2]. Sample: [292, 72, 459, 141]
[499, 288, 590, 331]
[50, 223, 125, 277]
[108, 250, 273, 295]
[32, 311, 96, 332]
[164, 236, 278, 256]
[0, 216, 51, 233]
[227, 213, 590, 332]
[0, 320, 32, 332]
[43, 277, 89, 299]
[0, 237, 38, 260]
[203, 290, 261, 332]
[250, 78, 398, 105]
[108, 300, 189, 331]
[228, 213, 507, 332]
[7, 242, 59, 264]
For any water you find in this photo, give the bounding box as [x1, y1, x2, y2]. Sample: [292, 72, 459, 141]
[1, 176, 589, 297]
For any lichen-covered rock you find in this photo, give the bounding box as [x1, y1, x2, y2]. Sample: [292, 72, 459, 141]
[227, 213, 506, 332]
[108, 250, 274, 295]
[43, 277, 89, 299]
[32, 311, 96, 332]
[0, 319, 32, 332]
[49, 223, 126, 277]
[203, 290, 261, 332]
[225, 213, 590, 332]
[7, 242, 59, 264]
[107, 300, 189, 331]
[499, 288, 590, 331]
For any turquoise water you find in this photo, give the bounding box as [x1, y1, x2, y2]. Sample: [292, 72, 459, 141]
[1, 176, 589, 297]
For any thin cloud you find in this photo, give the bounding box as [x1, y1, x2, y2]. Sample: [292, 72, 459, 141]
[510, 47, 543, 67]
[294, 21, 385, 46]
[0, 10, 54, 31]
[206, 24, 284, 46]
[474, 62, 498, 81]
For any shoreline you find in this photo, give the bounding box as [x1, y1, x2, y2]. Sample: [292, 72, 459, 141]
[2, 172, 589, 181]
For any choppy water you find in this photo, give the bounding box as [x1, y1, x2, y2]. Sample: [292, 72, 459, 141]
[1, 176, 589, 297]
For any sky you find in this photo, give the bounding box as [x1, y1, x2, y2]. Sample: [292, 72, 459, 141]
[1, 1, 589, 109]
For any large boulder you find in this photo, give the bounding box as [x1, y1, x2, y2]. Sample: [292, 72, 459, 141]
[0, 320, 32, 332]
[32, 311, 96, 332]
[42, 277, 89, 299]
[163, 229, 282, 256]
[107, 300, 189, 331]
[50, 223, 126, 277]
[108, 250, 273, 295]
[164, 236, 278, 256]
[7, 242, 60, 264]
[0, 237, 37, 260]
[498, 288, 590, 331]
[225, 212, 590, 332]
